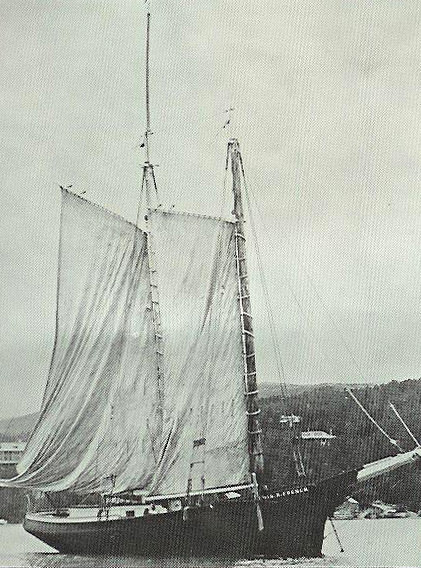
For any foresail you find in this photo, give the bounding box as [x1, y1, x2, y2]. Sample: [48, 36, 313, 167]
[0, 190, 160, 493]
[147, 210, 249, 496]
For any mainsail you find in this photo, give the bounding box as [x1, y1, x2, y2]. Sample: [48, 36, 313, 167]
[0, 192, 250, 496]
[147, 209, 249, 496]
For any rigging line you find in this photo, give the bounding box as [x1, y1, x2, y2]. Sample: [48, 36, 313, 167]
[244, 173, 369, 386]
[303, 274, 367, 384]
[75, 491, 96, 508]
[39, 191, 65, 416]
[3, 417, 14, 439]
[246, 200, 288, 403]
[390, 476, 404, 491]
[328, 517, 345, 553]
[215, 107, 235, 141]
[389, 402, 420, 447]
[238, 156, 288, 404]
[238, 155, 287, 389]
[146, 419, 158, 465]
[246, 195, 328, 382]
[136, 168, 146, 228]
[345, 388, 405, 453]
[218, 150, 229, 220]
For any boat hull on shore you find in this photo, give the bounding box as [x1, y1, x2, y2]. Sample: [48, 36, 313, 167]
[23, 470, 357, 559]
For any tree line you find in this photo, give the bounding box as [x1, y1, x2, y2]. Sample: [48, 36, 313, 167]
[260, 378, 421, 511]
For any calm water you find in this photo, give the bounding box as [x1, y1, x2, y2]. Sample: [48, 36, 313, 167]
[0, 519, 420, 567]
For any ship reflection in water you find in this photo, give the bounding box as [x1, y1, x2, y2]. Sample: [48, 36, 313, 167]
[22, 555, 241, 568]
[1, 519, 420, 568]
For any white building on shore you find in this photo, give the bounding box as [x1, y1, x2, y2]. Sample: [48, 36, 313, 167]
[0, 442, 26, 465]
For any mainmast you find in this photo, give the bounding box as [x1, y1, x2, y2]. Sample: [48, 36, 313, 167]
[228, 139, 264, 483]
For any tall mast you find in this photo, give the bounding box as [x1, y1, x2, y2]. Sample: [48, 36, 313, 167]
[228, 138, 264, 483]
[140, 9, 159, 213]
[139, 10, 164, 434]
[145, 11, 151, 165]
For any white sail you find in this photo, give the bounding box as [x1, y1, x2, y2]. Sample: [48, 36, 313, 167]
[147, 210, 249, 496]
[0, 190, 160, 493]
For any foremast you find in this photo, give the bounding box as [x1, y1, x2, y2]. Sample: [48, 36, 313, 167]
[228, 138, 264, 484]
[137, 10, 164, 433]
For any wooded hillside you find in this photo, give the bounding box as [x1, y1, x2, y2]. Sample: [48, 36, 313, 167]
[260, 378, 421, 511]
[0, 378, 420, 521]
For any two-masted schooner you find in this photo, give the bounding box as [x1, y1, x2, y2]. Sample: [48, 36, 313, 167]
[1, 9, 420, 560]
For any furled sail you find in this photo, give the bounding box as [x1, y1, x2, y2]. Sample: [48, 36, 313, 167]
[357, 447, 421, 483]
[0, 190, 161, 493]
[147, 209, 249, 496]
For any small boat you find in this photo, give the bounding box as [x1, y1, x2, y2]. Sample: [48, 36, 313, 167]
[1, 6, 420, 560]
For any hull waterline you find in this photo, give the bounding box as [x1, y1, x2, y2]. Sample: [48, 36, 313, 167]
[23, 470, 357, 559]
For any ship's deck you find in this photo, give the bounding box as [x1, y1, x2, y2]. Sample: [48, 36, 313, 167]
[26, 504, 168, 524]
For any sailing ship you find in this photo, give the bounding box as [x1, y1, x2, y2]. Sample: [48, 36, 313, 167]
[2, 9, 421, 560]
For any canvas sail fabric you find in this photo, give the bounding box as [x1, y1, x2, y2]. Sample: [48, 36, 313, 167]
[0, 190, 160, 493]
[147, 210, 249, 496]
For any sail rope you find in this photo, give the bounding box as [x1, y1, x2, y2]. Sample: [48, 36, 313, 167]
[389, 402, 420, 447]
[239, 162, 371, 387]
[328, 517, 345, 552]
[136, 170, 145, 227]
[242, 179, 322, 353]
[345, 388, 404, 453]
[302, 278, 368, 385]
[218, 145, 230, 220]
[237, 156, 315, 477]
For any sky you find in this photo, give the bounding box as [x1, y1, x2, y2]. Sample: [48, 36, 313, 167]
[1, 0, 421, 419]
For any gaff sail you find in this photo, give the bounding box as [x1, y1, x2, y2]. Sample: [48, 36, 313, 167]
[0, 194, 251, 497]
[147, 209, 249, 496]
[0, 190, 161, 493]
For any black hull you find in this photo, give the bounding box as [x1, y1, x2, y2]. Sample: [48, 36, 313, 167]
[24, 470, 357, 559]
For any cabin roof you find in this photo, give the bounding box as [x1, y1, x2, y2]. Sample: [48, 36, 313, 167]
[0, 442, 26, 451]
[301, 430, 336, 440]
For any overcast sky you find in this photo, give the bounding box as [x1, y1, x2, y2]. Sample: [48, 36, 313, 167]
[2, 0, 421, 419]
